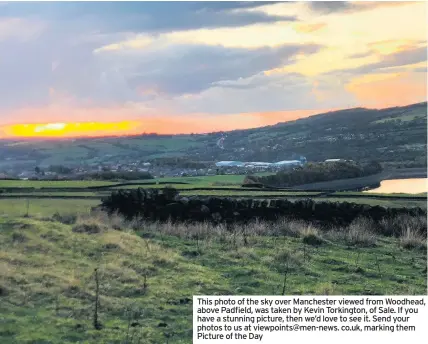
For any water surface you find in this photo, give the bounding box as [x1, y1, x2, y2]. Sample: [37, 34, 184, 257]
[365, 178, 428, 194]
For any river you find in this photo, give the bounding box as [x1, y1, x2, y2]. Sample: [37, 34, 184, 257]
[365, 178, 428, 194]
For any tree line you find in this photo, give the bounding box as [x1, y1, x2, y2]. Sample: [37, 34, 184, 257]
[245, 161, 383, 187]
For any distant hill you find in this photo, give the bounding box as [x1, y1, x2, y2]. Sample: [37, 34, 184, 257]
[0, 102, 426, 169]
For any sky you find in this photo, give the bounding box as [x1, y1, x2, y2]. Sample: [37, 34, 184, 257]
[0, 0, 426, 138]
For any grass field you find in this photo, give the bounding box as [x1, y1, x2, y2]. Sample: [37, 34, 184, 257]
[0, 175, 426, 343]
[0, 175, 427, 212]
[338, 191, 428, 198]
[0, 180, 115, 188]
[179, 190, 320, 197]
[312, 197, 427, 209]
[0, 199, 99, 217]
[0, 213, 426, 343]
[0, 173, 276, 188]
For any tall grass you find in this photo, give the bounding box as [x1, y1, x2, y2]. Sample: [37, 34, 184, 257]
[380, 215, 427, 236]
[399, 227, 427, 250]
[49, 210, 427, 251]
[344, 217, 377, 247]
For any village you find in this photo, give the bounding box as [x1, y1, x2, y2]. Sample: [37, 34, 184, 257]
[0, 157, 354, 181]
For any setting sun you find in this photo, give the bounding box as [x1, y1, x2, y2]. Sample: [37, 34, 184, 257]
[2, 121, 143, 138]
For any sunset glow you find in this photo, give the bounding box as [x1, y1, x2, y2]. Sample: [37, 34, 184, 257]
[2, 121, 143, 138]
[0, 108, 330, 138]
[0, 1, 426, 138]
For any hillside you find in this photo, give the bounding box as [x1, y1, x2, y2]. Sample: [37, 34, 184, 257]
[1, 212, 426, 343]
[0, 102, 426, 170]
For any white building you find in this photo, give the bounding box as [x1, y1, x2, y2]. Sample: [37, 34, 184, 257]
[272, 160, 302, 167]
[215, 161, 245, 167]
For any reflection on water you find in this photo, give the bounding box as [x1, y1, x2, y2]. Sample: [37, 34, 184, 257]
[365, 178, 428, 194]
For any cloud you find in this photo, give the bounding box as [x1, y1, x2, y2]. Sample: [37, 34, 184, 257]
[0, 0, 425, 130]
[307, 1, 414, 15]
[308, 1, 351, 14]
[0, 19, 143, 110]
[0, 11, 321, 113]
[414, 67, 427, 73]
[348, 51, 373, 59]
[140, 71, 357, 116]
[119, 43, 321, 96]
[0, 2, 296, 34]
[337, 46, 427, 75]
[0, 17, 46, 41]
[293, 22, 327, 33]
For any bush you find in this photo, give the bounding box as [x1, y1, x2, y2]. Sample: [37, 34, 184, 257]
[52, 212, 78, 225]
[72, 220, 107, 234]
[272, 248, 303, 273]
[299, 224, 323, 246]
[379, 215, 427, 237]
[399, 227, 427, 250]
[345, 218, 377, 247]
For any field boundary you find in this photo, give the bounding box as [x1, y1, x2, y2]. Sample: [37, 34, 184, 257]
[0, 192, 425, 202]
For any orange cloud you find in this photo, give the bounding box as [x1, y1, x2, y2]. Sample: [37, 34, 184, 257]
[368, 39, 424, 55]
[293, 22, 326, 33]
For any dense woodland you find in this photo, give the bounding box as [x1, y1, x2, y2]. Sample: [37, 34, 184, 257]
[245, 161, 383, 187]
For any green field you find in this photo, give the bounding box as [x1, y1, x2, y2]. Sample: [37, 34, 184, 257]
[0, 174, 269, 189]
[153, 173, 273, 186]
[0, 175, 427, 211]
[0, 192, 101, 197]
[1, 214, 426, 343]
[0, 199, 99, 217]
[312, 197, 427, 209]
[338, 191, 428, 198]
[0, 180, 115, 188]
[179, 190, 320, 197]
[1, 172, 426, 343]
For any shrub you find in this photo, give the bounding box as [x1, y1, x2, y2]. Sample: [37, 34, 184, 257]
[345, 217, 377, 247]
[52, 212, 78, 225]
[272, 248, 303, 273]
[72, 220, 107, 234]
[399, 227, 427, 250]
[380, 215, 427, 237]
[275, 219, 306, 237]
[303, 233, 323, 246]
[301, 224, 324, 246]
